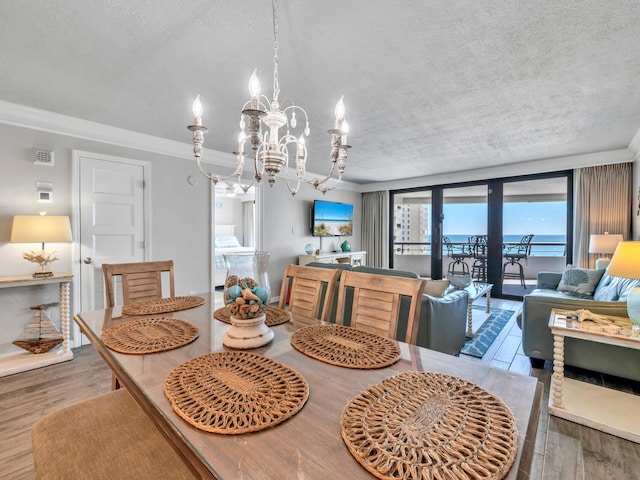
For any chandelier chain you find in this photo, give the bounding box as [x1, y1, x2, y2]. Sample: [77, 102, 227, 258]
[272, 0, 280, 102]
[187, 0, 350, 196]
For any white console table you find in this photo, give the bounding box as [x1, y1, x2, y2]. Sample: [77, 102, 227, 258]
[548, 308, 640, 443]
[298, 250, 366, 267]
[0, 273, 73, 377]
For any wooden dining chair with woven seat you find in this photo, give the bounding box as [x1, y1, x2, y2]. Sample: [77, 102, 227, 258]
[278, 264, 341, 322]
[102, 260, 175, 308]
[32, 388, 197, 480]
[335, 270, 426, 344]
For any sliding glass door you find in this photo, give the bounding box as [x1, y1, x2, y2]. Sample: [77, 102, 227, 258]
[390, 171, 572, 299]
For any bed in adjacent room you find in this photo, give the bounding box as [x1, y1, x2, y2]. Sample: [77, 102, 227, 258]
[214, 225, 255, 287]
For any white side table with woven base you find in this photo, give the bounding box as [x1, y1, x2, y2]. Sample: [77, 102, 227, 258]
[548, 308, 640, 443]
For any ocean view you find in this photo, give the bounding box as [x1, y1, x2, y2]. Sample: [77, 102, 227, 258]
[397, 234, 567, 256]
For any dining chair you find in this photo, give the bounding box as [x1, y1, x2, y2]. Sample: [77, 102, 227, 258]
[32, 389, 197, 480]
[102, 260, 175, 308]
[278, 264, 341, 322]
[101, 260, 175, 389]
[502, 234, 534, 288]
[335, 270, 426, 344]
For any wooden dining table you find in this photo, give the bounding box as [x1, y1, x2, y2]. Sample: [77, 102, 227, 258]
[74, 293, 543, 480]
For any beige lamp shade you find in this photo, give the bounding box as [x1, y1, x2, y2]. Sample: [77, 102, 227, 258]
[588, 233, 623, 254]
[11, 215, 72, 244]
[607, 242, 640, 279]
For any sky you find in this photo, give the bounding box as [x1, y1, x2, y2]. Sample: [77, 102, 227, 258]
[440, 201, 567, 236]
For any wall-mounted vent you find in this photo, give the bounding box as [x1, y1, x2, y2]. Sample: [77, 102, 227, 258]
[34, 149, 55, 166]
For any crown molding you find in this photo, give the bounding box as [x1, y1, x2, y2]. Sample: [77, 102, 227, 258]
[0, 99, 361, 191]
[0, 99, 233, 164]
[359, 148, 635, 192]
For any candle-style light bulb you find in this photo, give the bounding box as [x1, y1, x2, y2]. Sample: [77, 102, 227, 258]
[192, 95, 203, 126]
[297, 134, 306, 157]
[248, 69, 260, 108]
[334, 96, 345, 120]
[340, 119, 349, 144]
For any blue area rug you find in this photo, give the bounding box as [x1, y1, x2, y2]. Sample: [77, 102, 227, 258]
[460, 306, 515, 358]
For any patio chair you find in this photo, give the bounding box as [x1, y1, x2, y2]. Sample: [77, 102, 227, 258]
[502, 234, 534, 289]
[469, 234, 488, 282]
[443, 236, 471, 276]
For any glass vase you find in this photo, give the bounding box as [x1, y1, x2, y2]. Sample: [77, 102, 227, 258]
[222, 252, 273, 349]
[223, 251, 271, 316]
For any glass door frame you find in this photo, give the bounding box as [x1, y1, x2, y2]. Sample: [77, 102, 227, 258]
[389, 170, 573, 299]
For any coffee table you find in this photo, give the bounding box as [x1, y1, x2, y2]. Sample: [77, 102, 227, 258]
[548, 308, 640, 443]
[463, 282, 493, 338]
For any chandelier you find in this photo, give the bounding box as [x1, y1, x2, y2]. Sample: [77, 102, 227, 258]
[187, 0, 350, 196]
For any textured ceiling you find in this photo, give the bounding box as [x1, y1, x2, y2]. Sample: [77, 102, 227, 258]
[1, 0, 640, 184]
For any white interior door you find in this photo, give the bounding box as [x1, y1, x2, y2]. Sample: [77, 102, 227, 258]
[73, 151, 149, 344]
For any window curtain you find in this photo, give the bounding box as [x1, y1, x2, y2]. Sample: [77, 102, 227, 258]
[242, 201, 255, 247]
[574, 163, 632, 268]
[361, 191, 389, 267]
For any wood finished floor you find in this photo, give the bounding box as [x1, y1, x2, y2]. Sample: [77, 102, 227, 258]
[1, 298, 639, 479]
[461, 297, 640, 480]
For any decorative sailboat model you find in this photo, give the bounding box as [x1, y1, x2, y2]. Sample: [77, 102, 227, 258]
[13, 302, 63, 354]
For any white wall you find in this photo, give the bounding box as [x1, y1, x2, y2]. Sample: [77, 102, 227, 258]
[214, 196, 245, 245]
[0, 123, 211, 354]
[261, 181, 362, 298]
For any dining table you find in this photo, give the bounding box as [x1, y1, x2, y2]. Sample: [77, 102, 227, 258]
[74, 293, 543, 480]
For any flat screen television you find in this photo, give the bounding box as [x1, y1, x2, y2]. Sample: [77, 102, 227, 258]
[312, 200, 353, 237]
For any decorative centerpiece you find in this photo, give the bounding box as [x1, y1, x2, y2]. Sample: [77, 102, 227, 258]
[222, 252, 273, 349]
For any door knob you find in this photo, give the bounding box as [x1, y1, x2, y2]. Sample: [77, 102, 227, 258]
[83, 257, 92, 264]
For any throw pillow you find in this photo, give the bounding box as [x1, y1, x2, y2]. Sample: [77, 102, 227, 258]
[424, 279, 450, 297]
[557, 265, 605, 297]
[593, 274, 618, 302]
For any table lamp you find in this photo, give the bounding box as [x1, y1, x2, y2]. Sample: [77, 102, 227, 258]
[589, 233, 623, 269]
[606, 241, 640, 336]
[10, 213, 72, 278]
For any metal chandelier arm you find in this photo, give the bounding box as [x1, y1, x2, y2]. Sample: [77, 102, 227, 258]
[186, 0, 350, 195]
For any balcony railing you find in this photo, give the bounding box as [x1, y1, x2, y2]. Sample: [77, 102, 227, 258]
[394, 241, 567, 256]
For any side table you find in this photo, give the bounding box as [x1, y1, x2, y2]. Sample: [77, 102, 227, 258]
[463, 282, 493, 338]
[0, 273, 73, 377]
[548, 308, 640, 443]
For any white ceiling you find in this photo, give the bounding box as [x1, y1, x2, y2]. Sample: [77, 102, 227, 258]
[1, 0, 639, 185]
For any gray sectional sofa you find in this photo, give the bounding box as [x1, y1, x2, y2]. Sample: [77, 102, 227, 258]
[306, 263, 469, 355]
[519, 270, 640, 380]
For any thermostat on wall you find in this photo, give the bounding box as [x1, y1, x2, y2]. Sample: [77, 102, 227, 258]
[36, 181, 53, 203]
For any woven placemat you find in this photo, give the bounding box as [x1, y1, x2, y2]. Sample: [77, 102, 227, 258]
[213, 305, 291, 326]
[341, 371, 518, 480]
[102, 317, 199, 354]
[290, 324, 401, 369]
[164, 351, 309, 434]
[122, 296, 205, 316]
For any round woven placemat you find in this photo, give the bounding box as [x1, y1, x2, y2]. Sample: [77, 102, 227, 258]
[121, 296, 205, 316]
[164, 351, 309, 434]
[341, 371, 518, 480]
[102, 317, 199, 354]
[213, 305, 291, 327]
[290, 324, 401, 369]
